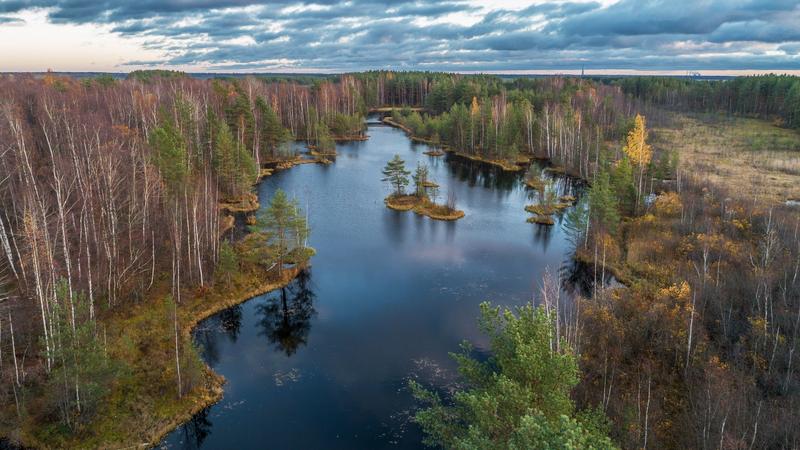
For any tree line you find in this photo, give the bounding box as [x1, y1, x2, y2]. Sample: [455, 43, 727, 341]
[617, 74, 800, 129]
[387, 76, 636, 179]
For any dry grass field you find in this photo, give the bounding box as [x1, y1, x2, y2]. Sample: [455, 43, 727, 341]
[651, 113, 800, 205]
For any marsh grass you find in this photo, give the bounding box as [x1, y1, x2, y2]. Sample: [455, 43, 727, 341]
[385, 194, 465, 220]
[652, 113, 800, 204]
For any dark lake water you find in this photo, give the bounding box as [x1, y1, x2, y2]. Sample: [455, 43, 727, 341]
[162, 117, 583, 449]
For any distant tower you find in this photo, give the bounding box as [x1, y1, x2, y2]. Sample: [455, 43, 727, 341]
[581, 65, 584, 78]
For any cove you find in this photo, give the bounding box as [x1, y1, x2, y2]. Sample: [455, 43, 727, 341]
[162, 116, 582, 449]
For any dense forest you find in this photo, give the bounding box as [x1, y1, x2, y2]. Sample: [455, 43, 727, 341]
[1, 70, 800, 448]
[617, 74, 800, 129]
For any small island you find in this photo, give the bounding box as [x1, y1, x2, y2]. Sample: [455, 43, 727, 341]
[423, 148, 445, 157]
[524, 178, 575, 226]
[382, 154, 465, 221]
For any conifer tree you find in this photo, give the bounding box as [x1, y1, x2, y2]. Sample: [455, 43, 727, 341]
[213, 118, 257, 198]
[256, 189, 309, 276]
[589, 168, 620, 235]
[382, 154, 411, 196]
[410, 302, 615, 449]
[149, 117, 188, 195]
[256, 97, 291, 160]
[412, 163, 430, 197]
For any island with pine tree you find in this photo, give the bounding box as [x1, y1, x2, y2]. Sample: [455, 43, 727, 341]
[381, 154, 465, 221]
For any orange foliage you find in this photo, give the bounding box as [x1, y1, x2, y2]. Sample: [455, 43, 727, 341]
[653, 191, 682, 217]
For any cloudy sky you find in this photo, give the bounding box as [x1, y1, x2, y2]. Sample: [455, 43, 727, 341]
[0, 0, 799, 74]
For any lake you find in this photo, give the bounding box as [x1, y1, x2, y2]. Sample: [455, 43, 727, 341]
[162, 116, 582, 449]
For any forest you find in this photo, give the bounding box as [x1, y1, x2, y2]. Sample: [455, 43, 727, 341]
[616, 75, 800, 129]
[1, 70, 800, 449]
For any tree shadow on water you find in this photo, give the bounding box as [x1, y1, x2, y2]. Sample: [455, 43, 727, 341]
[218, 305, 243, 342]
[177, 407, 212, 449]
[255, 269, 317, 357]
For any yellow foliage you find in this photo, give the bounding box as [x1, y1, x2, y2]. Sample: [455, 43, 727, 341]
[623, 114, 652, 168]
[653, 192, 682, 217]
[659, 281, 691, 303]
[708, 355, 729, 371]
[748, 316, 768, 337]
[470, 96, 480, 116]
[677, 237, 694, 256]
[638, 213, 657, 224]
[597, 231, 621, 261]
[732, 218, 750, 231]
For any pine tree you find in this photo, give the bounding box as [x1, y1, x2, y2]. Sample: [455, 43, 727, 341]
[611, 157, 637, 215]
[225, 82, 255, 152]
[409, 302, 616, 449]
[412, 163, 430, 197]
[589, 168, 620, 235]
[44, 280, 121, 428]
[149, 117, 188, 196]
[216, 240, 238, 286]
[213, 118, 257, 198]
[564, 198, 589, 248]
[256, 97, 291, 160]
[382, 154, 411, 196]
[256, 189, 308, 276]
[315, 122, 336, 154]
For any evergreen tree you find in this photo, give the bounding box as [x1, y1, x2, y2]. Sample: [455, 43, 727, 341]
[611, 157, 637, 215]
[410, 302, 615, 449]
[412, 163, 431, 197]
[212, 118, 257, 198]
[216, 240, 238, 286]
[589, 169, 620, 235]
[315, 122, 336, 154]
[256, 189, 309, 276]
[256, 97, 291, 160]
[225, 82, 255, 152]
[149, 117, 188, 196]
[382, 154, 411, 196]
[564, 197, 589, 248]
[44, 281, 121, 429]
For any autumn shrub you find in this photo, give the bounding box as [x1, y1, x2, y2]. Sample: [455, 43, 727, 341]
[652, 192, 682, 217]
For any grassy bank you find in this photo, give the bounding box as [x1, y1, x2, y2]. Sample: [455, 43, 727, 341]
[385, 194, 465, 221]
[219, 192, 260, 213]
[10, 235, 308, 448]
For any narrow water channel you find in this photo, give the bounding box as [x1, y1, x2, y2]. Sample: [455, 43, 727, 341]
[162, 116, 582, 449]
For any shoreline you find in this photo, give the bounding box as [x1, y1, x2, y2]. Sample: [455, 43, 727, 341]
[11, 144, 319, 448]
[380, 117, 524, 172]
[385, 195, 465, 221]
[144, 265, 305, 447]
[9, 111, 582, 448]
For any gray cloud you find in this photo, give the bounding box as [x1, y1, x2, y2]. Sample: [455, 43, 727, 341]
[0, 15, 25, 24]
[5, 0, 800, 71]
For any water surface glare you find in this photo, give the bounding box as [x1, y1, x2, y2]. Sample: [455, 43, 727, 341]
[163, 119, 579, 449]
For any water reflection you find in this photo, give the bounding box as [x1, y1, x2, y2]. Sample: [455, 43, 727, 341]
[255, 269, 317, 357]
[219, 305, 243, 342]
[164, 117, 585, 450]
[175, 408, 213, 449]
[560, 257, 620, 298]
[531, 221, 554, 250]
[445, 154, 519, 192]
[194, 305, 243, 368]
